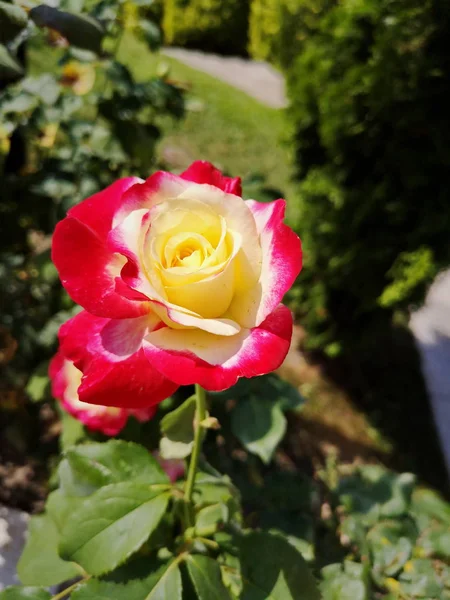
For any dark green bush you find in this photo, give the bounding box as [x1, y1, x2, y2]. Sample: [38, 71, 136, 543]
[163, 0, 250, 56]
[248, 0, 279, 62]
[286, 0, 450, 353]
[147, 0, 164, 25]
[248, 0, 334, 67]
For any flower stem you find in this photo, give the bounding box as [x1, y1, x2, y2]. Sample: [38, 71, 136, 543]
[184, 384, 207, 518]
[51, 577, 90, 600]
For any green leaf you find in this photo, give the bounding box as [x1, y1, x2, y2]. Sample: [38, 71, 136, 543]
[321, 562, 371, 600]
[22, 75, 60, 106]
[25, 362, 49, 403]
[161, 396, 196, 443]
[260, 512, 315, 562]
[193, 475, 238, 508]
[338, 466, 416, 525]
[17, 514, 81, 587]
[160, 437, 193, 460]
[60, 440, 168, 495]
[421, 525, 450, 559]
[411, 488, 450, 527]
[137, 19, 161, 51]
[46, 490, 83, 533]
[264, 376, 305, 412]
[367, 521, 414, 584]
[0, 588, 51, 600]
[219, 551, 242, 598]
[112, 121, 159, 167]
[0, 2, 28, 44]
[160, 395, 196, 459]
[0, 44, 23, 79]
[239, 531, 321, 600]
[231, 396, 286, 464]
[195, 503, 227, 536]
[1, 92, 36, 113]
[59, 409, 86, 451]
[72, 559, 183, 600]
[186, 555, 232, 600]
[29, 6, 105, 53]
[398, 558, 444, 598]
[59, 483, 170, 575]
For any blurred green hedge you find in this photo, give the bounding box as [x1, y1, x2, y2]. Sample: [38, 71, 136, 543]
[146, 0, 164, 25]
[162, 0, 250, 56]
[248, 0, 333, 66]
[285, 0, 450, 352]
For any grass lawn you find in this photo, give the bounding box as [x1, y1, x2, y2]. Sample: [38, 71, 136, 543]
[116, 34, 298, 219]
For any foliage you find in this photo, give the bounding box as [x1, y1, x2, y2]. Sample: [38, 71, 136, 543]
[6, 420, 322, 599]
[7, 388, 450, 600]
[248, 0, 334, 67]
[0, 0, 183, 418]
[162, 0, 250, 56]
[285, 0, 450, 351]
[320, 464, 450, 598]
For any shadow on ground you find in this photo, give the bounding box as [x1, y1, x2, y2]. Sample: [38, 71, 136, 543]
[314, 320, 449, 495]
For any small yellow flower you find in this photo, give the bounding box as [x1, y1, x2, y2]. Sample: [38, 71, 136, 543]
[39, 123, 59, 149]
[384, 577, 401, 592]
[0, 126, 10, 156]
[61, 62, 95, 96]
[403, 560, 414, 573]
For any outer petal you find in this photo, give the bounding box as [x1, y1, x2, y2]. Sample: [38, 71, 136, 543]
[50, 352, 157, 435]
[68, 177, 142, 240]
[52, 217, 149, 318]
[52, 177, 148, 319]
[49, 350, 67, 400]
[59, 311, 178, 408]
[143, 304, 293, 391]
[229, 199, 302, 328]
[181, 161, 242, 196]
[112, 172, 191, 227]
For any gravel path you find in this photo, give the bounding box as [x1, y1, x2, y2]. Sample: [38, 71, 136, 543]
[162, 48, 287, 109]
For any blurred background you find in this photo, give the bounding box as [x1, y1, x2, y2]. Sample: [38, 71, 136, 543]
[2, 0, 450, 596]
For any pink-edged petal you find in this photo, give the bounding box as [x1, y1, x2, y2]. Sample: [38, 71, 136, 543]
[113, 171, 191, 227]
[129, 405, 158, 422]
[181, 161, 242, 196]
[61, 398, 129, 436]
[52, 217, 149, 318]
[143, 304, 293, 391]
[50, 351, 158, 435]
[49, 351, 66, 400]
[230, 199, 302, 328]
[68, 177, 143, 241]
[59, 311, 178, 409]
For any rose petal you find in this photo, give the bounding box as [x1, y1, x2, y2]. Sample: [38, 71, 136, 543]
[181, 161, 242, 196]
[143, 304, 293, 390]
[52, 177, 149, 319]
[229, 199, 302, 328]
[68, 177, 142, 240]
[113, 171, 191, 227]
[59, 311, 178, 408]
[52, 216, 149, 318]
[50, 352, 158, 435]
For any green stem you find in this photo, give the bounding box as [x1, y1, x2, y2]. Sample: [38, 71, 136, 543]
[51, 577, 90, 600]
[184, 384, 207, 516]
